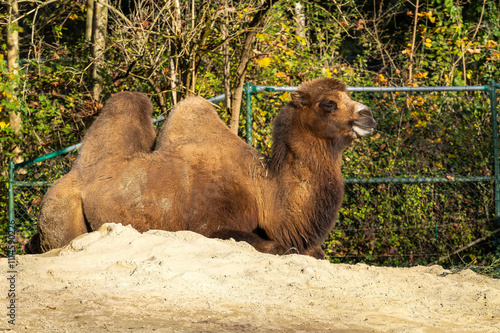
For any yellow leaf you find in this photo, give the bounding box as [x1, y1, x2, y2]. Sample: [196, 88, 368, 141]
[413, 72, 428, 79]
[296, 35, 307, 46]
[275, 71, 287, 78]
[279, 92, 291, 102]
[257, 57, 272, 68]
[415, 120, 427, 128]
[324, 68, 332, 78]
[485, 40, 498, 48]
[0, 121, 9, 129]
[256, 33, 268, 42]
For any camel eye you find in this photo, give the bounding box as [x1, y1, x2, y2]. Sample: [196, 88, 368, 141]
[320, 101, 337, 113]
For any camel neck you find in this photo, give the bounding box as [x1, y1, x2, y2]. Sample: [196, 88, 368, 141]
[269, 128, 345, 179]
[280, 133, 345, 195]
[265, 132, 345, 250]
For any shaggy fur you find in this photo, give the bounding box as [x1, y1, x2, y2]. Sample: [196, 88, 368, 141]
[26, 91, 156, 253]
[26, 78, 376, 258]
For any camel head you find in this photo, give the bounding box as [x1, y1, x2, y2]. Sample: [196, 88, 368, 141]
[289, 78, 377, 145]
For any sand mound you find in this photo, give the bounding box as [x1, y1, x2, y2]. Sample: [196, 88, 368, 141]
[3, 223, 499, 332]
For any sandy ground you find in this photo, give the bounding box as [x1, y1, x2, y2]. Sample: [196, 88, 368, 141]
[2, 223, 499, 332]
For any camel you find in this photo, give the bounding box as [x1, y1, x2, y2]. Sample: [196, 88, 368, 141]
[26, 78, 377, 259]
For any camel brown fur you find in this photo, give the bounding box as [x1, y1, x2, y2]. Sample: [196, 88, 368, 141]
[27, 78, 376, 259]
[26, 91, 156, 253]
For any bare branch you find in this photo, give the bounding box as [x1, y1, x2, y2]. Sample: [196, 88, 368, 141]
[11, 0, 60, 24]
[96, 0, 132, 26]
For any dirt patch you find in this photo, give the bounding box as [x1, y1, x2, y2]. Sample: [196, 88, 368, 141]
[2, 223, 499, 332]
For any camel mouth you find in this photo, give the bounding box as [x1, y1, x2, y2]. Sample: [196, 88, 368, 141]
[352, 125, 375, 137]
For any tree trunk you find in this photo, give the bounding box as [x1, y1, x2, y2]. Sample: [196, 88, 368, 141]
[7, 0, 23, 164]
[228, 1, 273, 134]
[408, 0, 420, 83]
[222, 2, 232, 115]
[85, 0, 94, 42]
[91, 0, 108, 101]
[294, 2, 306, 46]
[169, 0, 182, 104]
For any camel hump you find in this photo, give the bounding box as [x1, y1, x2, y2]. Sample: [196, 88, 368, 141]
[156, 96, 236, 150]
[75, 91, 156, 167]
[166, 96, 223, 131]
[100, 91, 153, 119]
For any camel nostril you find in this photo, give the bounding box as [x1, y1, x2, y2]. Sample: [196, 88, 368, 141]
[359, 108, 374, 118]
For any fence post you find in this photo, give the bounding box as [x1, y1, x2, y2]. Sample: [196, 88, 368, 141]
[245, 82, 253, 146]
[8, 161, 15, 245]
[491, 80, 500, 221]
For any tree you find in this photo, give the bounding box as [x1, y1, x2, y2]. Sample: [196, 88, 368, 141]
[85, 0, 94, 42]
[90, 0, 108, 101]
[6, 0, 22, 164]
[226, 1, 273, 134]
[102, 0, 273, 131]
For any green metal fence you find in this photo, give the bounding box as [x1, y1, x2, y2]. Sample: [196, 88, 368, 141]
[6, 81, 500, 265]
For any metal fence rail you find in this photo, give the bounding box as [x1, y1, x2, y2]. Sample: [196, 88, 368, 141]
[7, 81, 500, 265]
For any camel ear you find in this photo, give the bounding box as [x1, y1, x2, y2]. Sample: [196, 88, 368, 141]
[291, 91, 309, 107]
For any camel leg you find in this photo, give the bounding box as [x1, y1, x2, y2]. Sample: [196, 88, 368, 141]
[26, 173, 87, 254]
[210, 230, 326, 259]
[210, 229, 290, 255]
[302, 246, 327, 260]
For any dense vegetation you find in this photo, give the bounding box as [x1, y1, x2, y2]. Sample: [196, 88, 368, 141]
[1, 0, 500, 273]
